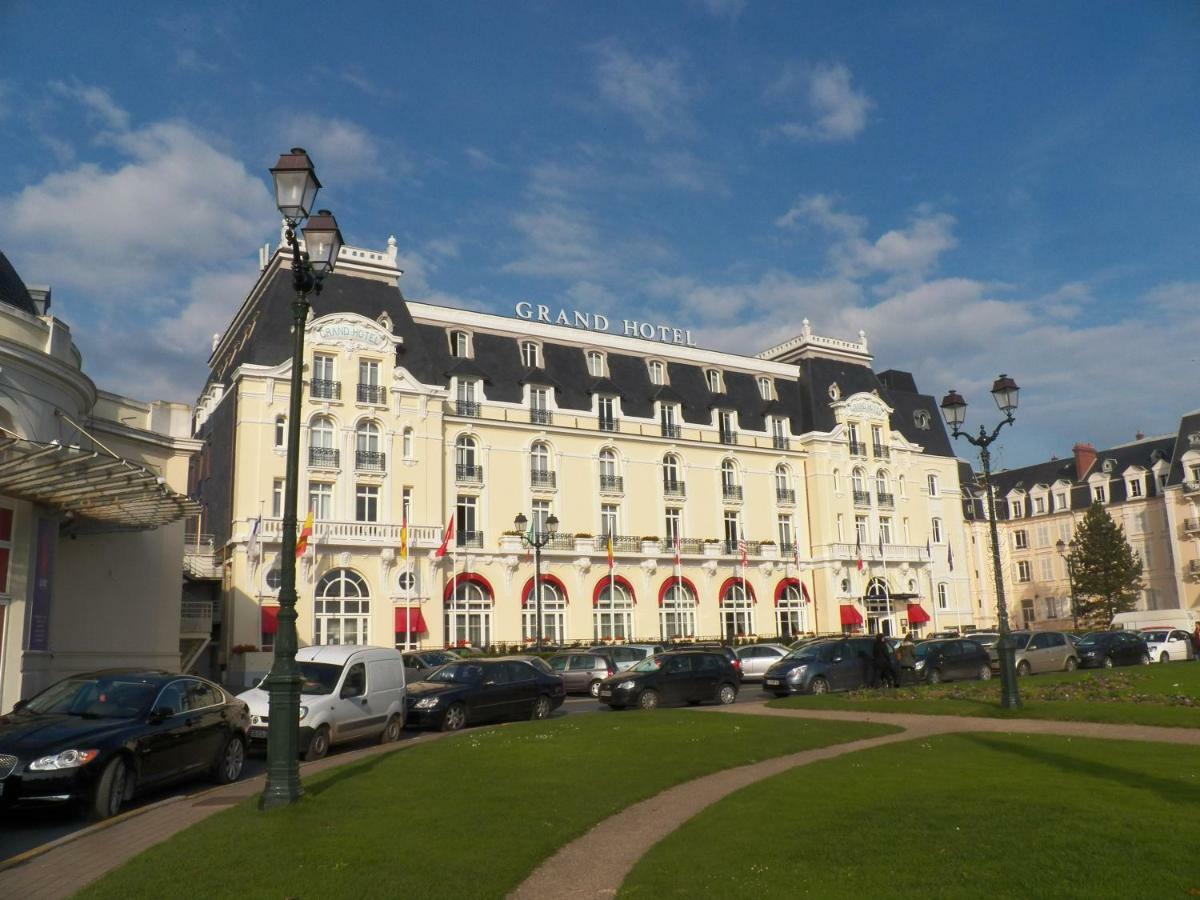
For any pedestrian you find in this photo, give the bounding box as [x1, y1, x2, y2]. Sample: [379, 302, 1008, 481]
[1191, 622, 1200, 660]
[897, 632, 917, 686]
[871, 634, 894, 689]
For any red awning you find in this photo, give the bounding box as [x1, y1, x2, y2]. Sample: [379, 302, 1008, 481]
[839, 604, 863, 626]
[906, 603, 931, 625]
[261, 606, 279, 634]
[395, 608, 428, 634]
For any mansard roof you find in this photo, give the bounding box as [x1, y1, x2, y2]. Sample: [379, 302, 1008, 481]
[0, 251, 39, 317]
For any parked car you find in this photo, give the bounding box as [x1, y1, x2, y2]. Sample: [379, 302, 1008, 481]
[589, 644, 665, 671]
[405, 658, 565, 731]
[913, 639, 993, 684]
[512, 655, 555, 675]
[1138, 629, 1196, 663]
[762, 638, 877, 696]
[402, 648, 461, 683]
[667, 643, 743, 680]
[1075, 631, 1151, 669]
[0, 670, 249, 819]
[1008, 631, 1078, 675]
[967, 632, 1000, 649]
[787, 636, 823, 652]
[547, 651, 618, 696]
[735, 644, 791, 681]
[598, 651, 739, 709]
[240, 645, 406, 761]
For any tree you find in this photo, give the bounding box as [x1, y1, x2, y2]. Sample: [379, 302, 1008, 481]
[1067, 502, 1143, 626]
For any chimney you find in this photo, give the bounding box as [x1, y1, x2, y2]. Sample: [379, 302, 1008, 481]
[1072, 442, 1097, 481]
[27, 285, 51, 315]
[1135, 431, 1144, 441]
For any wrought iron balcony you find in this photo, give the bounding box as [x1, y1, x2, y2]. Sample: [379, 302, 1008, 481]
[599, 474, 624, 493]
[663, 480, 686, 498]
[311, 379, 341, 401]
[723, 539, 761, 556]
[779, 541, 796, 557]
[602, 534, 641, 553]
[1184, 480, 1200, 494]
[873, 444, 890, 459]
[776, 488, 796, 504]
[530, 408, 553, 426]
[357, 383, 386, 404]
[719, 429, 738, 446]
[853, 490, 871, 506]
[877, 492, 895, 508]
[530, 469, 557, 488]
[455, 464, 483, 484]
[676, 538, 704, 554]
[308, 447, 339, 468]
[661, 422, 681, 439]
[598, 416, 619, 432]
[1184, 517, 1200, 535]
[848, 440, 866, 457]
[456, 530, 484, 549]
[355, 450, 386, 472]
[772, 435, 789, 450]
[722, 485, 744, 502]
[450, 400, 481, 418]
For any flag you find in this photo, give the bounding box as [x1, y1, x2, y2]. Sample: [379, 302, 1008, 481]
[295, 511, 314, 559]
[926, 537, 932, 559]
[878, 528, 884, 555]
[855, 534, 863, 572]
[948, 542, 954, 572]
[738, 535, 747, 568]
[673, 533, 681, 567]
[399, 511, 409, 561]
[435, 513, 455, 558]
[793, 540, 800, 571]
[801, 581, 811, 603]
[606, 533, 614, 569]
[246, 515, 261, 560]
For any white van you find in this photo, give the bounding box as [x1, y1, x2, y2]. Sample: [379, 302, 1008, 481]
[1111, 610, 1199, 633]
[239, 645, 407, 760]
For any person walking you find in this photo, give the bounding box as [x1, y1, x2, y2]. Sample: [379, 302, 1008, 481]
[897, 632, 917, 686]
[871, 634, 894, 688]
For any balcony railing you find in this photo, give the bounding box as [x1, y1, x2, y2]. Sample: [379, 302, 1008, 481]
[530, 469, 557, 489]
[309, 446, 340, 468]
[1184, 481, 1200, 494]
[355, 450, 385, 472]
[873, 445, 890, 459]
[779, 541, 796, 557]
[677, 538, 704, 554]
[599, 474, 624, 493]
[719, 430, 738, 446]
[259, 518, 443, 546]
[663, 480, 686, 498]
[772, 435, 789, 450]
[853, 489, 871, 506]
[723, 539, 761, 556]
[530, 408, 553, 426]
[598, 416, 619, 432]
[877, 492, 895, 508]
[311, 379, 341, 401]
[180, 601, 213, 636]
[456, 464, 483, 484]
[528, 532, 574, 550]
[776, 488, 796, 504]
[450, 400, 481, 418]
[601, 534, 642, 553]
[456, 531, 484, 549]
[1184, 518, 1200, 534]
[182, 533, 222, 579]
[822, 542, 930, 563]
[357, 383, 386, 404]
[722, 485, 743, 502]
[848, 440, 866, 457]
[661, 422, 681, 439]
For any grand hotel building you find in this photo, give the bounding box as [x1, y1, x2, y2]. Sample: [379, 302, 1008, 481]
[192, 233, 980, 681]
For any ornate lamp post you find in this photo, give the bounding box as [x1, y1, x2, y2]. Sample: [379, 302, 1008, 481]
[260, 149, 343, 810]
[940, 374, 1022, 710]
[1056, 538, 1079, 631]
[514, 511, 559, 651]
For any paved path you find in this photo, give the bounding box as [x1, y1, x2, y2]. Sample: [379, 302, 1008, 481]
[510, 702, 1200, 899]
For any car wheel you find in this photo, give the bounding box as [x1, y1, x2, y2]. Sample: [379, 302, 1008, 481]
[1140, 653, 1151, 666]
[304, 725, 331, 761]
[927, 669, 943, 685]
[212, 734, 246, 784]
[90, 756, 129, 821]
[380, 714, 402, 744]
[809, 677, 829, 695]
[1064, 657, 1077, 672]
[1103, 656, 1114, 669]
[1016, 661, 1031, 677]
[637, 689, 660, 710]
[717, 683, 737, 705]
[978, 664, 992, 681]
[440, 703, 467, 732]
[1159, 652, 1169, 664]
[589, 680, 602, 698]
[531, 695, 552, 720]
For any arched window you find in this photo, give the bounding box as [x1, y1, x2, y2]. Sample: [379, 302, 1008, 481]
[721, 459, 739, 489]
[522, 578, 566, 645]
[587, 351, 605, 377]
[775, 581, 808, 638]
[446, 577, 493, 647]
[660, 581, 697, 640]
[309, 415, 335, 449]
[775, 465, 791, 493]
[355, 420, 381, 453]
[595, 580, 634, 640]
[530, 441, 552, 481]
[455, 434, 478, 468]
[662, 453, 681, 490]
[648, 360, 666, 385]
[875, 469, 890, 501]
[520, 341, 540, 368]
[720, 581, 754, 638]
[314, 569, 370, 646]
[274, 415, 286, 448]
[937, 582, 949, 610]
[402, 427, 414, 459]
[599, 448, 618, 478]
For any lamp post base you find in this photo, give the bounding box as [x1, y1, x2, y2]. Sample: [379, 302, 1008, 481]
[996, 642, 1022, 710]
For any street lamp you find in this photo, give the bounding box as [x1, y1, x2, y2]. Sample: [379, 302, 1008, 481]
[940, 374, 1022, 710]
[260, 148, 343, 811]
[514, 511, 559, 650]
[1056, 538, 1079, 631]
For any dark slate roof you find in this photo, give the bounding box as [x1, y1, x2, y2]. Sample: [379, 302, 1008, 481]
[1167, 412, 1200, 485]
[0, 251, 39, 316]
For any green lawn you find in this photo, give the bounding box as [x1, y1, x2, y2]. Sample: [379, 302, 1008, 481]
[621, 732, 1200, 899]
[767, 660, 1200, 727]
[79, 712, 895, 900]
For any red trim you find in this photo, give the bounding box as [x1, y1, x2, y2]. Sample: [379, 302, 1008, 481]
[261, 605, 279, 634]
[442, 571, 495, 603]
[592, 574, 637, 606]
[774, 578, 802, 605]
[521, 574, 570, 607]
[395, 608, 428, 633]
[718, 576, 756, 604]
[658, 575, 698, 606]
[839, 604, 864, 626]
[906, 603, 931, 625]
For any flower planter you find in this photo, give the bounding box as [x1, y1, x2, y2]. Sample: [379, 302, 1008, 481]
[499, 535, 524, 552]
[641, 540, 660, 555]
[576, 537, 596, 553]
[703, 543, 721, 558]
[760, 544, 778, 559]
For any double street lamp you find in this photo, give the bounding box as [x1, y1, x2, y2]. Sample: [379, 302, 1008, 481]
[260, 148, 343, 810]
[940, 374, 1022, 710]
[1056, 538, 1079, 630]
[514, 512, 559, 651]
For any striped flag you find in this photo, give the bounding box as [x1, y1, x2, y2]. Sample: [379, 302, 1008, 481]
[855, 534, 864, 572]
[606, 533, 614, 569]
[673, 533, 681, 568]
[738, 536, 747, 568]
[434, 513, 455, 558]
[295, 511, 314, 559]
[399, 510, 409, 561]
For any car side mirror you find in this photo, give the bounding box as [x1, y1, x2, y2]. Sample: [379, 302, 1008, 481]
[11, 698, 28, 712]
[149, 706, 173, 724]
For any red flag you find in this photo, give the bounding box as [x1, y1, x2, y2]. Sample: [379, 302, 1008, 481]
[801, 581, 811, 603]
[738, 535, 747, 567]
[295, 511, 314, 559]
[673, 533, 681, 567]
[606, 533, 614, 569]
[855, 534, 863, 572]
[435, 513, 455, 558]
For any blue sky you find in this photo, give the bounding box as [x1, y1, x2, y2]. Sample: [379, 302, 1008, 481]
[1, 1, 1197, 467]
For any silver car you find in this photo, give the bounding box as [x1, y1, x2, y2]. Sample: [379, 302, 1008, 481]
[589, 644, 665, 672]
[735, 644, 791, 681]
[998, 631, 1078, 675]
[548, 652, 617, 696]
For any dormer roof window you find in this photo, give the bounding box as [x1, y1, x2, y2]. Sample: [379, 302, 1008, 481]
[450, 330, 472, 358]
[705, 369, 723, 393]
[648, 360, 667, 386]
[520, 340, 541, 368]
[757, 376, 774, 401]
[586, 350, 606, 378]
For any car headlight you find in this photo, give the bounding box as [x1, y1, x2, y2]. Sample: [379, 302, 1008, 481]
[914, 660, 926, 670]
[1080, 650, 1095, 656]
[299, 706, 308, 720]
[28, 749, 100, 771]
[617, 681, 637, 690]
[786, 666, 807, 681]
[414, 697, 442, 709]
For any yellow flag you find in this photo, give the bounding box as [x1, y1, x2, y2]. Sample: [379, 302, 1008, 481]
[295, 511, 314, 559]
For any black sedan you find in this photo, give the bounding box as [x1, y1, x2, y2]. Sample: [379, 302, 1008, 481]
[1075, 631, 1151, 669]
[598, 650, 739, 710]
[405, 658, 565, 731]
[912, 638, 993, 684]
[0, 670, 249, 820]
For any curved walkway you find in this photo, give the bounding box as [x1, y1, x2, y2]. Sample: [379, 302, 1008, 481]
[510, 702, 1200, 899]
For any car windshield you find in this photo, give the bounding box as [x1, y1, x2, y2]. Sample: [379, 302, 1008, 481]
[913, 642, 938, 659]
[425, 662, 485, 684]
[629, 656, 665, 673]
[970, 634, 999, 646]
[24, 675, 160, 719]
[784, 645, 822, 660]
[1076, 633, 1110, 647]
[1141, 631, 1169, 642]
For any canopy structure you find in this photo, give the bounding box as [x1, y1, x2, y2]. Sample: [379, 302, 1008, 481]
[839, 604, 864, 626]
[0, 436, 200, 532]
[906, 603, 931, 625]
[395, 607, 428, 633]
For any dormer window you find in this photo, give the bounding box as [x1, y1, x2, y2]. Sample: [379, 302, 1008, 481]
[705, 369, 723, 393]
[587, 351, 606, 378]
[913, 409, 931, 430]
[1093, 484, 1106, 503]
[757, 377, 774, 401]
[1128, 476, 1143, 498]
[1010, 500, 1023, 518]
[450, 330, 472, 358]
[520, 341, 540, 368]
[648, 360, 666, 385]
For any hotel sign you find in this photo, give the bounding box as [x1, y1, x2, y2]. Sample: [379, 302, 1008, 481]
[514, 301, 696, 347]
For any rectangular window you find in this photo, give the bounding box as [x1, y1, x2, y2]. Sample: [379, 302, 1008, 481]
[718, 410, 736, 444]
[530, 386, 549, 411]
[456, 495, 477, 544]
[355, 485, 379, 523]
[1055, 492, 1067, 510]
[723, 512, 740, 548]
[1010, 501, 1023, 518]
[1058, 522, 1071, 543]
[1093, 485, 1106, 503]
[1014, 530, 1028, 549]
[648, 361, 665, 385]
[521, 342, 540, 368]
[871, 425, 884, 456]
[937, 583, 948, 610]
[879, 517, 892, 545]
[598, 396, 616, 431]
[778, 515, 793, 549]
[706, 369, 722, 393]
[1017, 560, 1032, 583]
[1034, 496, 1045, 514]
[402, 487, 412, 523]
[272, 479, 284, 518]
[660, 403, 679, 437]
[1128, 479, 1142, 498]
[308, 482, 333, 520]
[587, 351, 604, 377]
[312, 354, 335, 382]
[358, 359, 379, 386]
[665, 508, 681, 543]
[451, 331, 470, 358]
[532, 499, 551, 535]
[1035, 525, 1049, 547]
[855, 515, 869, 544]
[601, 504, 619, 537]
[758, 377, 773, 400]
[1040, 557, 1054, 580]
[931, 517, 943, 543]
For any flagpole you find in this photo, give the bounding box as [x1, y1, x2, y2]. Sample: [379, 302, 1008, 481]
[674, 534, 682, 644]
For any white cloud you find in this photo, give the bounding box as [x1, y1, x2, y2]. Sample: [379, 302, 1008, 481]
[48, 80, 130, 131]
[771, 63, 873, 142]
[464, 147, 500, 170]
[593, 44, 696, 141]
[282, 116, 390, 185]
[502, 204, 607, 279]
